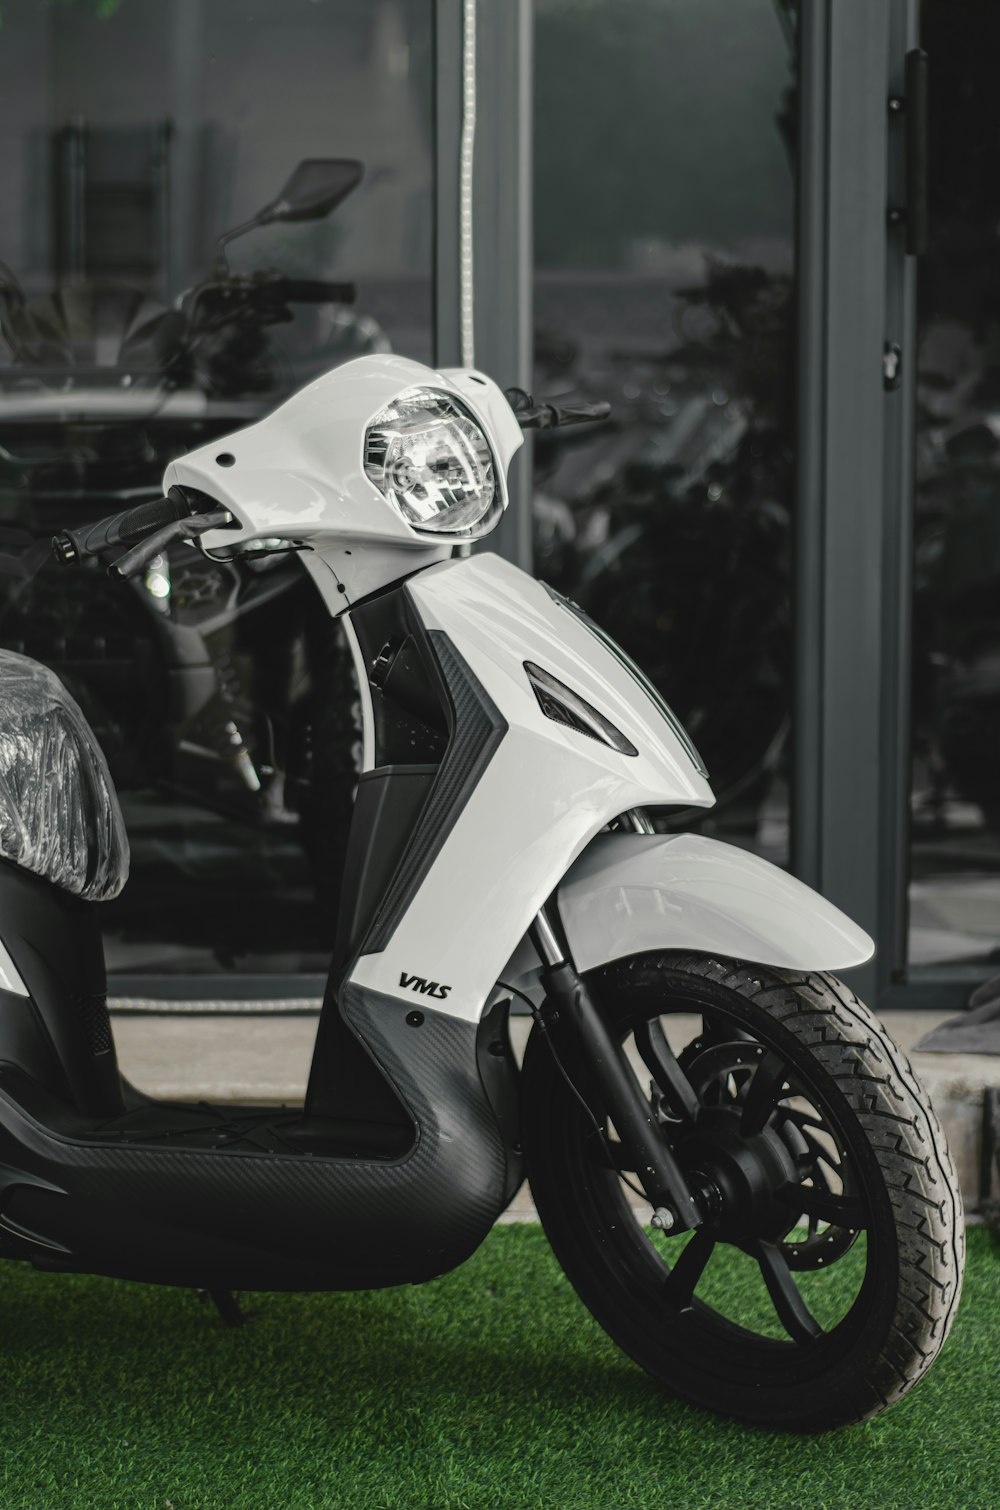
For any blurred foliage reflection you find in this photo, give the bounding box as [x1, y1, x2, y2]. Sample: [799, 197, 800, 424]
[909, 1, 1000, 968]
[533, 0, 798, 862]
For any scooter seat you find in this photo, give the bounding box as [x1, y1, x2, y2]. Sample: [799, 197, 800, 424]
[0, 649, 129, 900]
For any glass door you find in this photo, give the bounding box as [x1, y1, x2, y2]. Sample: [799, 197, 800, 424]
[791, 0, 917, 1009]
[0, 0, 435, 993]
[800, 0, 997, 1011]
[532, 0, 799, 867]
[907, 0, 1000, 993]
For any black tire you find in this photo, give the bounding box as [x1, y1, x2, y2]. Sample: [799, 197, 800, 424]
[521, 952, 965, 1432]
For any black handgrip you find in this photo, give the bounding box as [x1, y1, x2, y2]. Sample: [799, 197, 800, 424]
[520, 400, 612, 430]
[503, 387, 611, 430]
[549, 400, 612, 427]
[116, 494, 189, 543]
[52, 490, 189, 565]
[110, 509, 233, 582]
[905, 49, 929, 257]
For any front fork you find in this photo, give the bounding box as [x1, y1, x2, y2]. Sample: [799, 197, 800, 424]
[528, 905, 704, 1235]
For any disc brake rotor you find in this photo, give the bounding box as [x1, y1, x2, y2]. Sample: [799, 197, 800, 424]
[672, 1031, 863, 1269]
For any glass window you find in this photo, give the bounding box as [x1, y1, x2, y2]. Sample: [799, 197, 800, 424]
[533, 0, 798, 865]
[0, 0, 434, 983]
[909, 1, 1000, 976]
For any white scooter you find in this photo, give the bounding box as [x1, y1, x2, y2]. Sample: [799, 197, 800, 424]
[0, 354, 962, 1431]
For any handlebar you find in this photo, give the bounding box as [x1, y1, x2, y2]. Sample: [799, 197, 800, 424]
[503, 387, 611, 430]
[52, 489, 233, 581]
[51, 490, 191, 564]
[109, 510, 234, 581]
[271, 279, 356, 305]
[184, 275, 356, 326]
[49, 381, 609, 580]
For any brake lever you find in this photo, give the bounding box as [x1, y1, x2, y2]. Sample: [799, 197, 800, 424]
[502, 386, 611, 430]
[109, 510, 233, 582]
[501, 388, 556, 429]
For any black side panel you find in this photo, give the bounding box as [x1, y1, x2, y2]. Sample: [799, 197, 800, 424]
[0, 862, 124, 1117]
[304, 973, 415, 1128]
[297, 596, 508, 1198]
[364, 630, 507, 952]
[349, 588, 448, 766]
[331, 765, 439, 977]
[0, 989, 515, 1292]
[308, 762, 439, 1121]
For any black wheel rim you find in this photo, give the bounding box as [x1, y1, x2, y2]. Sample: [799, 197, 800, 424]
[564, 976, 898, 1387]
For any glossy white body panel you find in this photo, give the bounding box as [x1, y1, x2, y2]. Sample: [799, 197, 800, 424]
[562, 832, 874, 971]
[348, 552, 715, 1023]
[162, 355, 524, 608]
[497, 832, 875, 1007]
[0, 936, 27, 996]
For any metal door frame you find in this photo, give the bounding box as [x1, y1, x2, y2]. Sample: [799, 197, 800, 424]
[434, 0, 533, 569]
[794, 0, 928, 1009]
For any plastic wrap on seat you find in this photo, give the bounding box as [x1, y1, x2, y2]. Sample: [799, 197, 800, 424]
[0, 650, 129, 900]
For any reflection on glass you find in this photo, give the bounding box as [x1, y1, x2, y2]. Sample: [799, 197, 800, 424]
[909, 2, 1000, 971]
[533, 0, 797, 865]
[0, 0, 434, 980]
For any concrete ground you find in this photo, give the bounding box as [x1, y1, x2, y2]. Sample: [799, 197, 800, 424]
[112, 1006, 997, 1219]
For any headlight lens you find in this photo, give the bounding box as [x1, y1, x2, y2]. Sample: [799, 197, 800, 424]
[364, 387, 497, 534]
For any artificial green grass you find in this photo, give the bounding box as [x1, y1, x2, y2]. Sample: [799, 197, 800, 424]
[0, 1225, 995, 1510]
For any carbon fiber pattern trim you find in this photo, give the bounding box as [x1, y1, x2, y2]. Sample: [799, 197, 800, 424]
[74, 993, 113, 1056]
[0, 988, 512, 1291]
[363, 630, 507, 953]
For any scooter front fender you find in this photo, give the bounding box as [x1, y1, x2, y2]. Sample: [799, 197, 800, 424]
[555, 832, 874, 975]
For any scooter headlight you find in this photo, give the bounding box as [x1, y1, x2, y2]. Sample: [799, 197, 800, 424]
[364, 388, 498, 535]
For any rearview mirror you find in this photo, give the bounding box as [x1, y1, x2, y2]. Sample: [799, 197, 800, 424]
[260, 159, 364, 225]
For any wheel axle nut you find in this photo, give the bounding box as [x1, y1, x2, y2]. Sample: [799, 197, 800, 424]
[651, 1207, 675, 1232]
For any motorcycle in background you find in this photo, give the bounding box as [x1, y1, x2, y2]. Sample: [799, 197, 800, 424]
[0, 161, 382, 947]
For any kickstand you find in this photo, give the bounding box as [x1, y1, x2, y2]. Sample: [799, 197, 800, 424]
[980, 1088, 1000, 1239]
[198, 1287, 254, 1327]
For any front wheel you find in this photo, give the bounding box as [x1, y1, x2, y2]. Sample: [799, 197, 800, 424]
[521, 953, 964, 1431]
